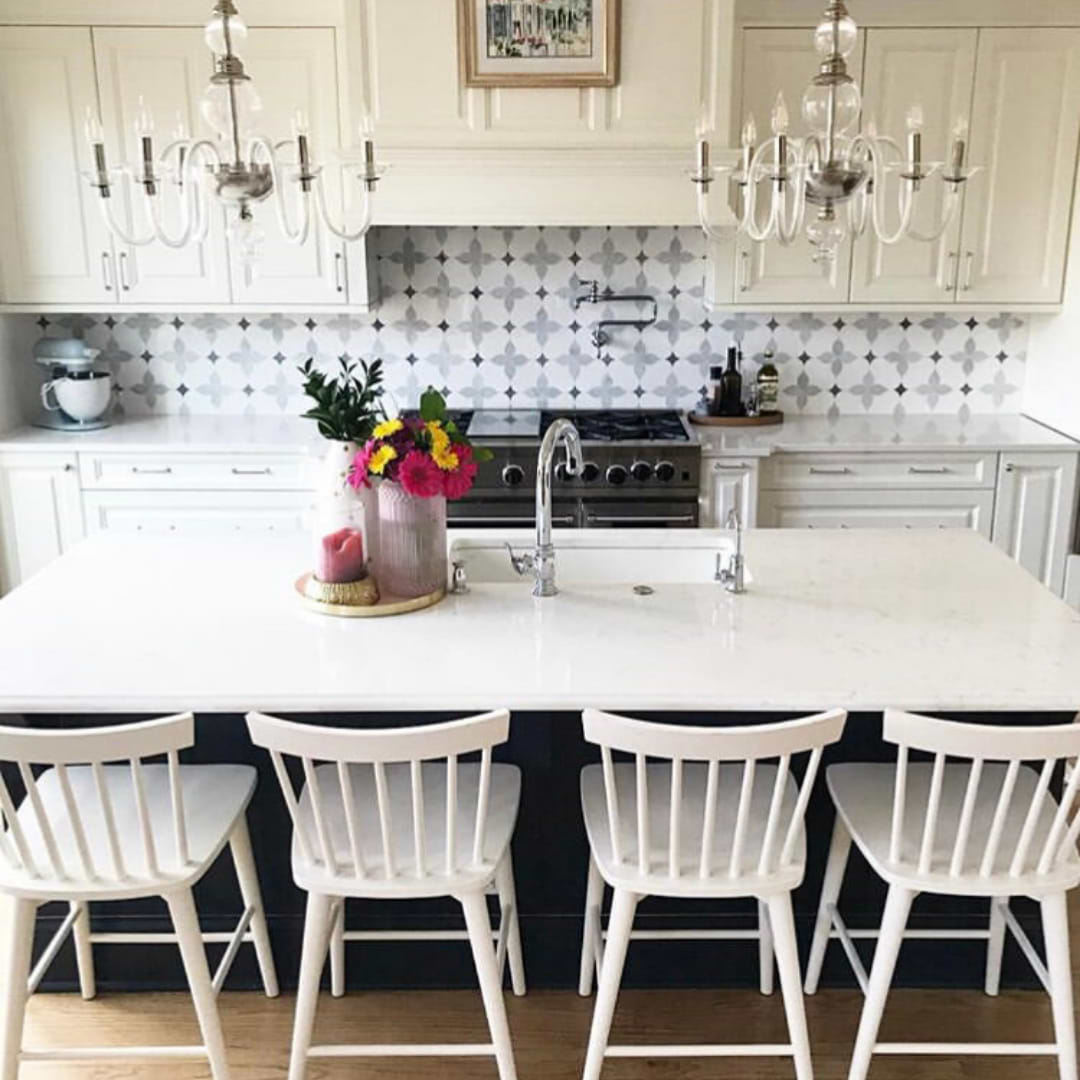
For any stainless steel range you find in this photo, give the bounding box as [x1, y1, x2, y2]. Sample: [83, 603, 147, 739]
[448, 409, 701, 529]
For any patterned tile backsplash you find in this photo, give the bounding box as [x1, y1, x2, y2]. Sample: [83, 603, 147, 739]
[28, 226, 1027, 420]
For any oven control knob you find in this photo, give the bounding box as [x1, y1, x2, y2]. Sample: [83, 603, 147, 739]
[581, 462, 601, 483]
[630, 460, 653, 482]
[606, 464, 628, 486]
[655, 461, 677, 483]
[502, 464, 525, 487]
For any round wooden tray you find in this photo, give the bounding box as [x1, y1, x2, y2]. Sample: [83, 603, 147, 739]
[295, 573, 446, 618]
[688, 410, 784, 427]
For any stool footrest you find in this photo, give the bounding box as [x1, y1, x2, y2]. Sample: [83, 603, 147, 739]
[606, 1043, 795, 1058]
[308, 1043, 496, 1058]
[21, 1046, 209, 1061]
[874, 1042, 1058, 1056]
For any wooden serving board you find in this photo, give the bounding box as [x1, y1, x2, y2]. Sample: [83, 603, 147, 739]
[295, 573, 446, 618]
[688, 411, 784, 427]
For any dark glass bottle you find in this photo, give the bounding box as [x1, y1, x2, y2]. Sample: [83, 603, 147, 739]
[720, 346, 744, 416]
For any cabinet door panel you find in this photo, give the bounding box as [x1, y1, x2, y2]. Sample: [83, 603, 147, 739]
[852, 29, 975, 303]
[992, 452, 1079, 594]
[92, 28, 231, 305]
[735, 29, 863, 304]
[0, 454, 84, 590]
[0, 28, 112, 304]
[227, 28, 346, 306]
[758, 488, 994, 537]
[701, 459, 758, 528]
[962, 29, 1080, 304]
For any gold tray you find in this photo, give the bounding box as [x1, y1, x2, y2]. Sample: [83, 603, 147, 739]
[295, 573, 446, 618]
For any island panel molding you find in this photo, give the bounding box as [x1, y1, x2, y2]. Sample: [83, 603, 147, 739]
[19, 226, 1029, 420]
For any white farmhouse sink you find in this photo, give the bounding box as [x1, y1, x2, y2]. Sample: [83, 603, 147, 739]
[449, 529, 739, 586]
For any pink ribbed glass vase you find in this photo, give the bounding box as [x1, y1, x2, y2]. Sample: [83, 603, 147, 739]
[375, 481, 447, 598]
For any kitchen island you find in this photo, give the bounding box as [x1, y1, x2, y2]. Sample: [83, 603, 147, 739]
[0, 529, 1077, 993]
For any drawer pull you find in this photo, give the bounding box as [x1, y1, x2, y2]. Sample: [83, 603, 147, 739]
[231, 467, 273, 476]
[131, 466, 173, 475]
[713, 462, 750, 471]
[908, 466, 951, 475]
[808, 466, 851, 476]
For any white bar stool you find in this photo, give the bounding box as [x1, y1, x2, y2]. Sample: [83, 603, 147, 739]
[0, 713, 279, 1080]
[576, 707, 846, 1080]
[245, 709, 525, 1080]
[804, 708, 1080, 1080]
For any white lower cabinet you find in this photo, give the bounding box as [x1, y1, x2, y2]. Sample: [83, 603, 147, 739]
[0, 453, 85, 590]
[992, 452, 1080, 594]
[700, 458, 759, 528]
[757, 488, 995, 537]
[82, 490, 311, 536]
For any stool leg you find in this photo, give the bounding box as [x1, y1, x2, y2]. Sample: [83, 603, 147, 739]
[167, 888, 232, 1080]
[460, 889, 518, 1080]
[1042, 891, 1078, 1080]
[289, 891, 333, 1080]
[758, 899, 774, 996]
[329, 900, 345, 998]
[0, 897, 35, 1080]
[768, 892, 812, 1080]
[579, 852, 604, 997]
[71, 901, 96, 1000]
[229, 817, 279, 998]
[582, 888, 638, 1080]
[495, 851, 526, 996]
[846, 884, 914, 1080]
[805, 815, 852, 994]
[985, 897, 1006, 997]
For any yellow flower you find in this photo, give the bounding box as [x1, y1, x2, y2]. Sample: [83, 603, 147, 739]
[368, 444, 398, 475]
[426, 421, 459, 471]
[373, 418, 403, 439]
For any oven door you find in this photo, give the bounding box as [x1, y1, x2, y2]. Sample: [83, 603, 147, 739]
[582, 500, 699, 528]
[448, 498, 580, 529]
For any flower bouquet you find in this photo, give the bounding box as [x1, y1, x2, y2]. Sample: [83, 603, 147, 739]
[348, 388, 491, 598]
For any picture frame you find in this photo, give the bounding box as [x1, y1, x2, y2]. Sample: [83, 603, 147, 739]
[458, 0, 620, 89]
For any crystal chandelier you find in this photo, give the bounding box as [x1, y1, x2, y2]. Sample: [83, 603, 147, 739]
[692, 0, 978, 270]
[83, 0, 384, 267]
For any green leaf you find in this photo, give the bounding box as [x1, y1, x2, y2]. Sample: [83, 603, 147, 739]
[419, 386, 445, 423]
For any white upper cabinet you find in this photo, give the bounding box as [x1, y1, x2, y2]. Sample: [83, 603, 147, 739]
[733, 28, 863, 305]
[92, 27, 231, 306]
[851, 29, 976, 304]
[225, 27, 348, 308]
[0, 27, 114, 304]
[960, 29, 1080, 305]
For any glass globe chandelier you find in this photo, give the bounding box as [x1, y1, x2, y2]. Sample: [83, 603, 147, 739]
[83, 0, 384, 268]
[692, 0, 978, 270]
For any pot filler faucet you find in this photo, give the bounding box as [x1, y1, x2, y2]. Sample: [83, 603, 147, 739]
[508, 419, 583, 597]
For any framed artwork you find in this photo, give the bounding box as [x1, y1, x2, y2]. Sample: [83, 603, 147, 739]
[459, 0, 620, 88]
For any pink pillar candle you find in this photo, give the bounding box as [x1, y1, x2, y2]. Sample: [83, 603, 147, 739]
[316, 527, 367, 583]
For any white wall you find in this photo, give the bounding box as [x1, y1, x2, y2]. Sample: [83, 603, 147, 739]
[1025, 172, 1080, 441]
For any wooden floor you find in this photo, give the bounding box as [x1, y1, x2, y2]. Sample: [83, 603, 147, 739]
[16, 968, 1078, 1080]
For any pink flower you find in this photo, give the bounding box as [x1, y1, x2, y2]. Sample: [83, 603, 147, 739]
[442, 444, 478, 500]
[398, 449, 444, 498]
[347, 440, 376, 490]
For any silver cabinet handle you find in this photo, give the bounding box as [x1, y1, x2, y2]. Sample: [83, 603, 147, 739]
[131, 466, 173, 475]
[1004, 463, 1015, 473]
[118, 251, 131, 292]
[713, 462, 750, 471]
[945, 251, 958, 292]
[962, 250, 975, 291]
[908, 466, 950, 475]
[63, 463, 75, 472]
[231, 467, 272, 476]
[739, 250, 751, 292]
[586, 513, 696, 525]
[334, 252, 345, 294]
[101, 252, 114, 291]
[808, 466, 851, 476]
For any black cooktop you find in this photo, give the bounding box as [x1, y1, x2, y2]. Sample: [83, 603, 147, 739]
[450, 409, 690, 443]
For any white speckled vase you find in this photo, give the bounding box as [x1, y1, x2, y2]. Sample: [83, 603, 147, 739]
[376, 481, 447, 598]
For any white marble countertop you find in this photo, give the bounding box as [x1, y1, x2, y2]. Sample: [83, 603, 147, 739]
[693, 412, 1079, 456]
[0, 528, 1077, 714]
[0, 412, 1073, 458]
